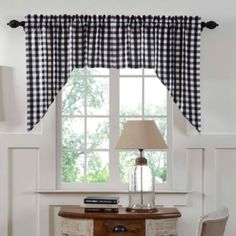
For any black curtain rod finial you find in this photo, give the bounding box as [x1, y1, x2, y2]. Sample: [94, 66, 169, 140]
[7, 20, 25, 28]
[201, 21, 219, 30]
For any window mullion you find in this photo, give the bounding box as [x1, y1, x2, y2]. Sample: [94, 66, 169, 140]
[109, 68, 120, 185]
[84, 69, 88, 182]
[142, 68, 145, 120]
[166, 93, 173, 189]
[56, 91, 63, 189]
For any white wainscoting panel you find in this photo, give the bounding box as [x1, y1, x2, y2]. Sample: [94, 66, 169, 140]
[215, 149, 236, 236]
[8, 148, 39, 236]
[177, 148, 203, 236]
[202, 148, 216, 214]
[1, 114, 236, 236]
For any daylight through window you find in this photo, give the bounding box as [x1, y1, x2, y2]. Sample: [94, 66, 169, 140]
[58, 68, 169, 190]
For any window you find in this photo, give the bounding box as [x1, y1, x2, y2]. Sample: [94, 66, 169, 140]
[57, 68, 171, 191]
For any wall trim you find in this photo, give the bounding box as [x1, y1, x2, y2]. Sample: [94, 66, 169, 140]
[34, 189, 191, 194]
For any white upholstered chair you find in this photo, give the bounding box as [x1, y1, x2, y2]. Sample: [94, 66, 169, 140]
[196, 207, 229, 236]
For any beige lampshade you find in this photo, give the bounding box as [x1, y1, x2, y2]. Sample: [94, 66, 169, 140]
[116, 120, 168, 150]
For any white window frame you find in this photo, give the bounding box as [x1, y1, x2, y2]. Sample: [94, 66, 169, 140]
[56, 68, 173, 192]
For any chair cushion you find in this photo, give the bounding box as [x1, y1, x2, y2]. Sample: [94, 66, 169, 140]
[202, 218, 228, 236]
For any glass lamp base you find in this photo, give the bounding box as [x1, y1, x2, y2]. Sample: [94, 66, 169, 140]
[126, 206, 158, 213]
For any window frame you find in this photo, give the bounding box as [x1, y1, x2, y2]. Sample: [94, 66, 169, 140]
[56, 68, 172, 192]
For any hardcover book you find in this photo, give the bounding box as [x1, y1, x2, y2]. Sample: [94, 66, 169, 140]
[83, 204, 119, 208]
[84, 207, 119, 213]
[84, 196, 119, 204]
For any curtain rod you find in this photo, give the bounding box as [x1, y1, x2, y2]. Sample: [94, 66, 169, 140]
[7, 19, 219, 30]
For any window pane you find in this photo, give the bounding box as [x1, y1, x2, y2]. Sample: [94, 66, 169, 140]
[60, 68, 169, 187]
[87, 77, 109, 115]
[62, 117, 84, 149]
[144, 69, 156, 76]
[62, 69, 85, 116]
[119, 151, 167, 184]
[119, 151, 138, 183]
[120, 68, 142, 75]
[87, 118, 109, 149]
[120, 77, 142, 116]
[87, 68, 109, 75]
[145, 151, 167, 183]
[144, 77, 167, 116]
[87, 151, 109, 183]
[62, 151, 85, 183]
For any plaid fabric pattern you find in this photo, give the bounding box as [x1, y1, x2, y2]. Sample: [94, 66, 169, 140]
[25, 15, 201, 131]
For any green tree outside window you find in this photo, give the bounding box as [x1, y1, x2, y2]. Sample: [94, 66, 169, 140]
[61, 68, 167, 184]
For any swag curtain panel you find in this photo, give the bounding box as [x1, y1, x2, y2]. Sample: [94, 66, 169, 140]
[25, 15, 201, 131]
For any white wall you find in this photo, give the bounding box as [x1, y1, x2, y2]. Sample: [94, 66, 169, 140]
[1, 0, 236, 235]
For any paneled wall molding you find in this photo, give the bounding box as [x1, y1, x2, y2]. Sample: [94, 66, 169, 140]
[0, 134, 41, 148]
[0, 146, 9, 236]
[186, 134, 236, 149]
[1, 110, 236, 235]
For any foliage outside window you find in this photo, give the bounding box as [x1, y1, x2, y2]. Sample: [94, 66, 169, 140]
[59, 68, 168, 189]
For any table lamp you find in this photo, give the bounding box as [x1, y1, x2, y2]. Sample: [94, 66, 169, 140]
[116, 120, 167, 213]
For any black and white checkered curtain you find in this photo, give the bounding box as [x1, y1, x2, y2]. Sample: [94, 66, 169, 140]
[25, 15, 201, 131]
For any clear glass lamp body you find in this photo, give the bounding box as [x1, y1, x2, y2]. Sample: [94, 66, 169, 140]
[128, 159, 155, 211]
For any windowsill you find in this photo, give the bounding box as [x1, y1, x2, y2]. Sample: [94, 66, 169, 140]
[34, 189, 191, 194]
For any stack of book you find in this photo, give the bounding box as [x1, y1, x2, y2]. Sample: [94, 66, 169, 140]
[84, 196, 120, 213]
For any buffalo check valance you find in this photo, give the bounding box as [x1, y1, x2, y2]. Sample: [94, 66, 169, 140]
[25, 15, 201, 131]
